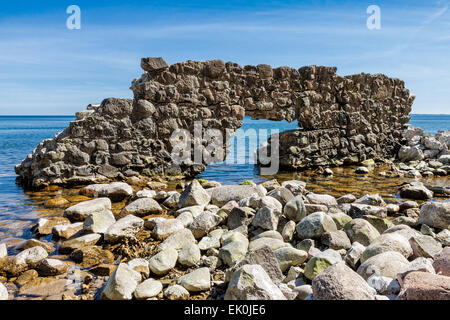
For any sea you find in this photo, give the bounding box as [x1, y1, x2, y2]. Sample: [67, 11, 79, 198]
[0, 114, 448, 243]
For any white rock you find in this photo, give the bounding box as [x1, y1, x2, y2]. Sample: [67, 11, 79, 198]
[128, 258, 150, 278]
[0, 282, 8, 300]
[149, 248, 178, 275]
[101, 263, 142, 300]
[121, 198, 163, 217]
[178, 179, 211, 208]
[83, 209, 116, 234]
[153, 219, 184, 240]
[64, 198, 112, 221]
[178, 243, 201, 267]
[158, 228, 196, 251]
[164, 284, 190, 300]
[177, 267, 211, 292]
[104, 215, 144, 243]
[252, 207, 279, 230]
[134, 279, 162, 299]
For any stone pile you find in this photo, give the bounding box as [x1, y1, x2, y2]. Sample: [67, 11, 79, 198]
[1, 178, 448, 300]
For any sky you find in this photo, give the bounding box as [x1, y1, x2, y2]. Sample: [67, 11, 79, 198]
[0, 0, 449, 115]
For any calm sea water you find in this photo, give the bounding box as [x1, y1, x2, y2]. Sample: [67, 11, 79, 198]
[0, 114, 448, 243]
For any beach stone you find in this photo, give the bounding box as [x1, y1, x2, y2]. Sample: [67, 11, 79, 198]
[344, 242, 366, 268]
[267, 187, 294, 206]
[344, 218, 380, 246]
[383, 224, 419, 240]
[261, 179, 280, 191]
[164, 284, 190, 300]
[64, 198, 112, 222]
[256, 196, 283, 213]
[386, 204, 400, 214]
[188, 211, 222, 239]
[312, 262, 376, 300]
[355, 194, 386, 207]
[37, 258, 68, 276]
[360, 233, 413, 263]
[178, 180, 211, 208]
[52, 222, 83, 239]
[306, 193, 338, 207]
[177, 267, 211, 292]
[59, 234, 102, 253]
[282, 220, 296, 242]
[418, 201, 450, 229]
[357, 251, 410, 280]
[178, 243, 201, 267]
[15, 239, 54, 254]
[305, 204, 329, 214]
[83, 209, 116, 234]
[158, 228, 196, 251]
[337, 194, 357, 204]
[362, 215, 394, 233]
[284, 196, 307, 222]
[176, 211, 194, 227]
[398, 145, 424, 162]
[163, 192, 181, 209]
[104, 215, 144, 243]
[296, 211, 337, 240]
[252, 230, 284, 241]
[136, 189, 156, 198]
[355, 166, 369, 174]
[433, 247, 450, 276]
[227, 207, 254, 230]
[397, 257, 436, 284]
[304, 249, 342, 280]
[82, 182, 133, 201]
[321, 230, 351, 250]
[231, 245, 284, 283]
[36, 217, 70, 235]
[252, 207, 279, 230]
[348, 204, 387, 219]
[225, 264, 286, 300]
[249, 237, 288, 252]
[367, 275, 400, 295]
[219, 232, 249, 267]
[274, 247, 308, 272]
[0, 243, 7, 268]
[436, 229, 450, 246]
[207, 185, 265, 207]
[281, 180, 306, 195]
[149, 248, 178, 275]
[6, 246, 48, 275]
[153, 219, 184, 240]
[128, 258, 150, 278]
[101, 263, 142, 300]
[397, 271, 450, 300]
[198, 236, 221, 251]
[409, 234, 443, 258]
[143, 217, 165, 230]
[293, 284, 313, 300]
[399, 182, 433, 200]
[121, 198, 164, 217]
[400, 200, 419, 211]
[329, 213, 352, 230]
[134, 279, 163, 299]
[70, 245, 114, 268]
[0, 282, 8, 300]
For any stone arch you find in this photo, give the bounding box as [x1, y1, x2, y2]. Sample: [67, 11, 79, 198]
[16, 57, 414, 188]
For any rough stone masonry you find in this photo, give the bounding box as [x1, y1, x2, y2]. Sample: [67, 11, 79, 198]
[16, 57, 414, 188]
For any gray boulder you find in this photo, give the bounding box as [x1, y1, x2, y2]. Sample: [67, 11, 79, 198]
[283, 196, 307, 222]
[418, 201, 450, 229]
[296, 212, 337, 239]
[178, 179, 211, 208]
[104, 215, 144, 243]
[64, 198, 112, 222]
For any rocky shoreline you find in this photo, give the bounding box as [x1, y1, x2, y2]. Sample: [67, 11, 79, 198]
[1, 164, 449, 300]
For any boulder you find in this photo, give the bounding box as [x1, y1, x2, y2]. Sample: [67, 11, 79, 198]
[312, 262, 376, 300]
[266, 187, 294, 206]
[188, 211, 222, 238]
[344, 218, 380, 246]
[397, 271, 450, 300]
[153, 219, 184, 240]
[418, 201, 450, 229]
[398, 145, 424, 162]
[281, 220, 296, 242]
[296, 212, 337, 239]
[219, 232, 249, 267]
[355, 194, 386, 207]
[281, 180, 306, 195]
[433, 247, 450, 276]
[248, 237, 288, 252]
[177, 267, 211, 292]
[337, 194, 357, 204]
[409, 234, 442, 258]
[344, 242, 366, 268]
[120, 198, 164, 217]
[149, 248, 178, 275]
[367, 275, 400, 295]
[35, 217, 70, 235]
[37, 258, 68, 276]
[399, 182, 433, 200]
[357, 251, 410, 280]
[82, 182, 133, 201]
[64, 198, 112, 222]
[306, 193, 338, 207]
[283, 196, 307, 222]
[101, 263, 142, 300]
[321, 230, 351, 250]
[15, 239, 54, 254]
[52, 222, 84, 239]
[164, 284, 190, 300]
[128, 258, 150, 278]
[348, 204, 387, 219]
[178, 243, 201, 267]
[207, 185, 265, 207]
[104, 215, 144, 243]
[227, 207, 254, 230]
[329, 212, 353, 230]
[304, 249, 342, 280]
[274, 247, 308, 272]
[252, 207, 279, 230]
[360, 233, 413, 263]
[225, 264, 286, 300]
[158, 228, 196, 251]
[178, 179, 211, 208]
[134, 279, 163, 299]
[5, 246, 48, 275]
[59, 233, 102, 253]
[83, 209, 116, 234]
[70, 245, 114, 268]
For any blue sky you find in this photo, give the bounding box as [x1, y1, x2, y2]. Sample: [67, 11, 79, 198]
[0, 0, 449, 115]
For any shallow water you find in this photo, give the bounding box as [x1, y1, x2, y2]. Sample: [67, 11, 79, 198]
[0, 115, 448, 248]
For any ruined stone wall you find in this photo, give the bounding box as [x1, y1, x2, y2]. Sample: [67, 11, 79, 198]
[16, 58, 414, 188]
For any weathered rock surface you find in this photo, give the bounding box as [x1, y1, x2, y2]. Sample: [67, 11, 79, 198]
[64, 198, 112, 222]
[357, 251, 410, 280]
[104, 215, 144, 243]
[418, 201, 450, 229]
[177, 267, 211, 292]
[433, 247, 450, 276]
[101, 263, 142, 300]
[397, 271, 450, 300]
